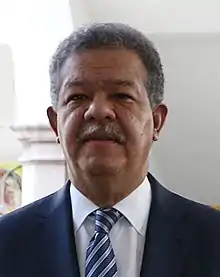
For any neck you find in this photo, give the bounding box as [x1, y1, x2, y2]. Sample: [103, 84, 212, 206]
[69, 167, 148, 207]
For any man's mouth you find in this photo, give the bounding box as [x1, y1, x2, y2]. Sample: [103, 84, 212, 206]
[83, 137, 118, 144]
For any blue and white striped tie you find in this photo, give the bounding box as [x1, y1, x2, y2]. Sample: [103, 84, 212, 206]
[85, 208, 122, 277]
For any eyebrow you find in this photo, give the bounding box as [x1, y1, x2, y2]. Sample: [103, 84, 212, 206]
[104, 79, 137, 89]
[63, 78, 137, 90]
[63, 78, 85, 89]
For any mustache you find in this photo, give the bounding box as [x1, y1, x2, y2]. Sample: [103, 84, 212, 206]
[77, 123, 126, 144]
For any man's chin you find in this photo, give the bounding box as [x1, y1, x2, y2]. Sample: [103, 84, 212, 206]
[78, 157, 125, 176]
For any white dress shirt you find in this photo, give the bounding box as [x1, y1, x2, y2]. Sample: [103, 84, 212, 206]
[70, 177, 152, 277]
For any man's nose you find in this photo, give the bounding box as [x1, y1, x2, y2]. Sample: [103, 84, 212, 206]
[84, 94, 116, 122]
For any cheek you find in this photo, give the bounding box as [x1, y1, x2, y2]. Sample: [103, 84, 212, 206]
[58, 108, 84, 150]
[122, 109, 154, 142]
[141, 114, 154, 137]
[126, 113, 154, 161]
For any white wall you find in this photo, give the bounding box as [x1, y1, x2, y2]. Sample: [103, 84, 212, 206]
[0, 44, 22, 162]
[83, 0, 220, 33]
[0, 1, 22, 163]
[0, 44, 15, 125]
[150, 33, 220, 204]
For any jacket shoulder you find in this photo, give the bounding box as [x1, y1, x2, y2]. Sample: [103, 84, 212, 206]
[0, 191, 58, 244]
[169, 190, 220, 257]
[174, 194, 220, 274]
[177, 192, 220, 225]
[188, 198, 220, 234]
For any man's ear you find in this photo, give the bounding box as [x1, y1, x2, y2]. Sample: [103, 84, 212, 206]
[47, 106, 58, 137]
[153, 104, 168, 138]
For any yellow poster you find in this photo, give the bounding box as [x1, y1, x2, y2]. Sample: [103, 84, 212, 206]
[0, 163, 22, 215]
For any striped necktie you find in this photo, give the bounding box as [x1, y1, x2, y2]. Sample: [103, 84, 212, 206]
[85, 208, 122, 277]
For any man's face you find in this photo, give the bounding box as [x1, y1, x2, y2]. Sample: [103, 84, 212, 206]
[48, 49, 166, 178]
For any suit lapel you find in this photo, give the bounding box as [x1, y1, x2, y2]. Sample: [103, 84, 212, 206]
[140, 174, 191, 277]
[35, 181, 80, 277]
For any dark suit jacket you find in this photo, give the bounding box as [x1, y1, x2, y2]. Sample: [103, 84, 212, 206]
[1, 173, 220, 277]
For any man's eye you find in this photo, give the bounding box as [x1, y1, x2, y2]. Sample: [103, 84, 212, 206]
[115, 93, 133, 101]
[70, 95, 87, 102]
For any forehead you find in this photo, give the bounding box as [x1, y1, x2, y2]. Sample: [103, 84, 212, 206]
[59, 48, 148, 85]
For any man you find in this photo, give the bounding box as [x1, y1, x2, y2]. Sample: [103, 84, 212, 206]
[0, 23, 220, 277]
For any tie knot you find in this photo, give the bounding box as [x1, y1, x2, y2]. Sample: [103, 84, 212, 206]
[94, 208, 121, 234]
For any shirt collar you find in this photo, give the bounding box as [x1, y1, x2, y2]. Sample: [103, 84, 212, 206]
[114, 177, 151, 235]
[70, 176, 151, 236]
[70, 185, 98, 235]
